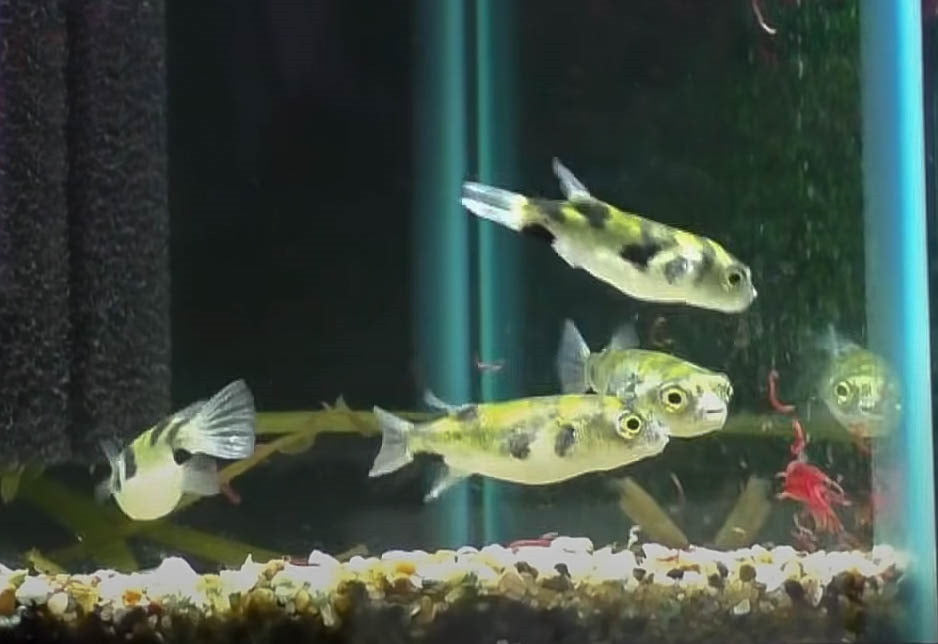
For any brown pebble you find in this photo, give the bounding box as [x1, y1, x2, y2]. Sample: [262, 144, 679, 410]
[739, 564, 756, 582]
[666, 569, 684, 580]
[633, 568, 646, 582]
[515, 561, 538, 578]
[540, 574, 573, 593]
[0, 588, 15, 617]
[122, 589, 143, 607]
[835, 571, 865, 603]
[784, 579, 805, 603]
[708, 573, 724, 590]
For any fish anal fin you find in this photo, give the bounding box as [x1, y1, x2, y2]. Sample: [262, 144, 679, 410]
[181, 454, 221, 497]
[424, 466, 471, 503]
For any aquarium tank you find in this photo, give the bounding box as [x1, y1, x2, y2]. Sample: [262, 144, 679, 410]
[1, 0, 937, 642]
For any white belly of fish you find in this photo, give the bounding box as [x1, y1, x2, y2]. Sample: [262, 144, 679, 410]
[554, 238, 686, 304]
[114, 459, 185, 521]
[439, 432, 651, 486]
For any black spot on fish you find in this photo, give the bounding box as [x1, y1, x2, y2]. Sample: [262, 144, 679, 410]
[531, 198, 566, 223]
[554, 425, 577, 457]
[173, 449, 193, 466]
[165, 419, 187, 447]
[149, 416, 173, 447]
[122, 447, 137, 480]
[695, 242, 716, 284]
[521, 223, 555, 245]
[663, 257, 688, 284]
[619, 243, 662, 269]
[507, 432, 532, 460]
[573, 201, 610, 228]
[455, 405, 478, 421]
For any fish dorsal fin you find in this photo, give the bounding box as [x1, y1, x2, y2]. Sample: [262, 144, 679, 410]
[552, 157, 592, 202]
[607, 321, 640, 352]
[556, 319, 592, 394]
[816, 324, 855, 356]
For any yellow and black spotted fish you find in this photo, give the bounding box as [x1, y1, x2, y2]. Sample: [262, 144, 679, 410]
[557, 319, 733, 438]
[462, 159, 757, 313]
[817, 326, 901, 437]
[96, 379, 257, 521]
[368, 390, 669, 502]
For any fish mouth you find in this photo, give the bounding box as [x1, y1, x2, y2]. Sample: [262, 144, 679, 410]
[696, 391, 728, 426]
[699, 408, 728, 426]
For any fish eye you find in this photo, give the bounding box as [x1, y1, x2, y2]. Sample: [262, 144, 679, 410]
[834, 381, 852, 405]
[660, 386, 688, 412]
[617, 412, 643, 438]
[725, 268, 745, 289]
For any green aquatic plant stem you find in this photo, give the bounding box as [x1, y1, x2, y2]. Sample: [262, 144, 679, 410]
[20, 405, 861, 572]
[16, 474, 139, 571]
[257, 407, 864, 445]
[712, 476, 773, 549]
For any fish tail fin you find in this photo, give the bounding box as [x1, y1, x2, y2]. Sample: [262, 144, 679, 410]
[461, 182, 527, 231]
[369, 406, 415, 477]
[172, 379, 257, 460]
[556, 319, 592, 393]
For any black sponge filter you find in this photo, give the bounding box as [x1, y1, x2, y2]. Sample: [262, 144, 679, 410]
[0, 1, 170, 467]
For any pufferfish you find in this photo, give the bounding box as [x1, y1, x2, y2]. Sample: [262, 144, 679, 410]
[816, 326, 901, 437]
[461, 158, 757, 313]
[96, 379, 257, 521]
[556, 319, 733, 438]
[369, 390, 669, 502]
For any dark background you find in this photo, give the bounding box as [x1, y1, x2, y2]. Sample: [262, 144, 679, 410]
[161, 0, 876, 558]
[168, 1, 416, 413]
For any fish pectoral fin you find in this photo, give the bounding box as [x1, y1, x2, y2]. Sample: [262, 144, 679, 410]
[423, 389, 473, 415]
[551, 237, 583, 268]
[424, 466, 471, 503]
[551, 157, 592, 201]
[181, 454, 221, 497]
[93, 478, 113, 504]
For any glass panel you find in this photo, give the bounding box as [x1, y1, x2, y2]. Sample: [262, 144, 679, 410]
[0, 1, 935, 642]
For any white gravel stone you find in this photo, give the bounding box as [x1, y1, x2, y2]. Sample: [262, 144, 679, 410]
[754, 563, 785, 593]
[307, 550, 341, 569]
[731, 598, 751, 616]
[642, 543, 677, 561]
[550, 536, 593, 554]
[589, 548, 636, 582]
[46, 592, 69, 617]
[14, 576, 52, 605]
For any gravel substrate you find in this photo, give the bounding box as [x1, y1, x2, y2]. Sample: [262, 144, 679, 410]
[0, 539, 908, 643]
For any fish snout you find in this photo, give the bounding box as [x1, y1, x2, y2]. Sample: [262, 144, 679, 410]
[696, 391, 728, 426]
